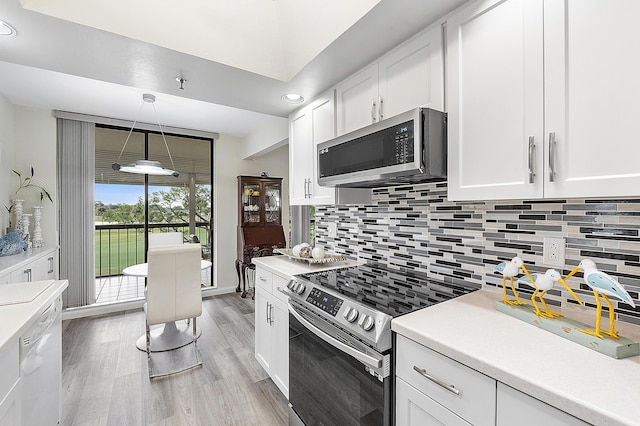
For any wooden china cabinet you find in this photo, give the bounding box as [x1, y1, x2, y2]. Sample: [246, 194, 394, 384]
[235, 175, 286, 298]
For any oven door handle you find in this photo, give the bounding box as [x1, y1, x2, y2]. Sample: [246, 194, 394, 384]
[288, 303, 382, 369]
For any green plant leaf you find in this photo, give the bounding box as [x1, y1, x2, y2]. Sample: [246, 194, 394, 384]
[30, 166, 34, 177]
[12, 170, 20, 178]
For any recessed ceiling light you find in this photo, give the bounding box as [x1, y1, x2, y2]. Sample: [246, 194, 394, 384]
[0, 20, 16, 37]
[282, 93, 304, 104]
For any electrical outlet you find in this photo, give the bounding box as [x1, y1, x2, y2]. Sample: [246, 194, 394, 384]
[327, 222, 337, 238]
[543, 237, 565, 267]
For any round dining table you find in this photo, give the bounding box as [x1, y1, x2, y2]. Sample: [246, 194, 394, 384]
[125, 259, 212, 352]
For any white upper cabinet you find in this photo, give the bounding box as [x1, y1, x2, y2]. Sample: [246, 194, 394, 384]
[543, 0, 640, 198]
[289, 91, 337, 205]
[447, 0, 544, 201]
[448, 0, 640, 201]
[336, 26, 444, 136]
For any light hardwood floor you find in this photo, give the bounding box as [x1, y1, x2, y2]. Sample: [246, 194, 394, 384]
[61, 293, 288, 425]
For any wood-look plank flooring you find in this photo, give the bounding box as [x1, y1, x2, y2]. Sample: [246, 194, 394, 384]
[60, 293, 288, 426]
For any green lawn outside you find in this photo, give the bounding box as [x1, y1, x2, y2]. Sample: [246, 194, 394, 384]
[95, 227, 209, 277]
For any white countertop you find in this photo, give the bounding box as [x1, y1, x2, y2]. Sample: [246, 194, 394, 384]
[0, 279, 68, 350]
[252, 255, 363, 277]
[392, 289, 640, 426]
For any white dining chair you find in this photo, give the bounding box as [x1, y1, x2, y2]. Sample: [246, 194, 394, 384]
[148, 231, 184, 247]
[145, 243, 203, 378]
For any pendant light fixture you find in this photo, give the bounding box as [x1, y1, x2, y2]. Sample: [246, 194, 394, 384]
[112, 93, 179, 177]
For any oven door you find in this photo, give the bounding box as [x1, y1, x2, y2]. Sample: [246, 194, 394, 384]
[288, 303, 391, 426]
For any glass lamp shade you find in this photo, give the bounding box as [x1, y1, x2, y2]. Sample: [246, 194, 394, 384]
[112, 160, 179, 177]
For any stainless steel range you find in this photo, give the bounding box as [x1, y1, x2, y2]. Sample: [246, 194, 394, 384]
[284, 263, 480, 426]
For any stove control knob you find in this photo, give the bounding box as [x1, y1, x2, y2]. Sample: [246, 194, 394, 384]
[295, 283, 306, 295]
[359, 315, 375, 332]
[343, 306, 359, 323]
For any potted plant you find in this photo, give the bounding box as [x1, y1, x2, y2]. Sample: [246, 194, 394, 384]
[5, 167, 52, 235]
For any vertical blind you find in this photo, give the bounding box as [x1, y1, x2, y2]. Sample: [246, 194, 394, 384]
[57, 118, 96, 308]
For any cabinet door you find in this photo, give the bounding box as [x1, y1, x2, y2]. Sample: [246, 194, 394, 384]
[309, 93, 337, 205]
[396, 378, 471, 426]
[378, 26, 444, 120]
[336, 63, 379, 135]
[543, 0, 640, 198]
[270, 299, 289, 399]
[447, 0, 544, 201]
[32, 253, 57, 281]
[254, 289, 272, 374]
[497, 383, 588, 426]
[0, 273, 9, 285]
[289, 108, 313, 205]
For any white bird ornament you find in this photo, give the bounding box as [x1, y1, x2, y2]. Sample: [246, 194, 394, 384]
[564, 259, 636, 339]
[517, 269, 584, 318]
[495, 257, 530, 305]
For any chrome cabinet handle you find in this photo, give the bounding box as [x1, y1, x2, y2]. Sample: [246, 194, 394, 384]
[24, 268, 32, 282]
[528, 136, 535, 183]
[379, 97, 384, 120]
[269, 304, 274, 326]
[371, 100, 377, 123]
[259, 276, 267, 282]
[266, 301, 271, 324]
[413, 366, 461, 396]
[548, 132, 556, 182]
[48, 256, 54, 274]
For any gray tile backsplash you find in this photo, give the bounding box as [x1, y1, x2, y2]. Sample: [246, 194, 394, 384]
[315, 182, 640, 326]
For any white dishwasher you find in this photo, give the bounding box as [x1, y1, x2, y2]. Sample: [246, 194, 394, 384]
[20, 296, 62, 425]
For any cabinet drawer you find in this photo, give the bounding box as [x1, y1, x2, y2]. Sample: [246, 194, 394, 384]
[272, 274, 290, 304]
[255, 267, 272, 292]
[396, 335, 496, 426]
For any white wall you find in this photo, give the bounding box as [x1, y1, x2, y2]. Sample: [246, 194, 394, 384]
[214, 134, 289, 292]
[241, 116, 288, 160]
[0, 94, 14, 233]
[12, 107, 57, 246]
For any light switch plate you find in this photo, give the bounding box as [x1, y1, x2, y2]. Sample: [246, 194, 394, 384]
[543, 237, 565, 267]
[327, 222, 337, 238]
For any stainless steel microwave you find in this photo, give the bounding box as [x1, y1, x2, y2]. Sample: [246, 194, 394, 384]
[317, 107, 446, 188]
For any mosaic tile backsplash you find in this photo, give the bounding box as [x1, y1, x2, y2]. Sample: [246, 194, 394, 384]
[315, 182, 640, 326]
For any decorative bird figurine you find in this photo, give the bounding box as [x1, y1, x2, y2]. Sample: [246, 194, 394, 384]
[495, 257, 530, 305]
[517, 269, 584, 318]
[564, 259, 636, 339]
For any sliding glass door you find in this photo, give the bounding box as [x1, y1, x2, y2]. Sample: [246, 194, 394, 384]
[94, 125, 213, 304]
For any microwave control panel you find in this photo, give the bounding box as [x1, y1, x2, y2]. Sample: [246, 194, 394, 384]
[393, 121, 414, 164]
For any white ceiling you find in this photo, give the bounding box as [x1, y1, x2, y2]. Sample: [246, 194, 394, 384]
[20, 0, 382, 82]
[0, 0, 469, 138]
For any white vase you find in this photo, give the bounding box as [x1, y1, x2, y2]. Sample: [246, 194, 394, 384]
[13, 199, 24, 233]
[32, 206, 43, 248]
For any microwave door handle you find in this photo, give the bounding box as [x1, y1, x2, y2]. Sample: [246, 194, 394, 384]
[288, 303, 382, 369]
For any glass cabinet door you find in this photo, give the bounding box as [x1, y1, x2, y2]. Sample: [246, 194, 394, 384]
[264, 183, 282, 225]
[242, 183, 261, 225]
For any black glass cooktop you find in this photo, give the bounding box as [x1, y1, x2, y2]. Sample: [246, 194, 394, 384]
[295, 263, 480, 318]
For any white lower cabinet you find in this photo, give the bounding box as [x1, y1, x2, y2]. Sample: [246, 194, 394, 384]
[0, 247, 58, 284]
[396, 335, 496, 426]
[396, 335, 590, 426]
[254, 266, 289, 399]
[496, 383, 588, 426]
